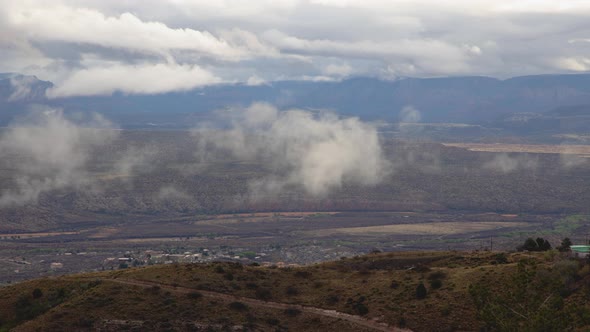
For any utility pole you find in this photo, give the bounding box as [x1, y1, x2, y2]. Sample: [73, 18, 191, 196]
[490, 236, 493, 251]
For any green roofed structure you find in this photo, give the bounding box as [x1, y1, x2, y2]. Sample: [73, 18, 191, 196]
[570, 245, 590, 258]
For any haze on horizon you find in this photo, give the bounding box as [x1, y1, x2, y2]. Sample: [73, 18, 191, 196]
[1, 0, 590, 98]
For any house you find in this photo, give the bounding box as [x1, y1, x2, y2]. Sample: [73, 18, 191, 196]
[570, 245, 590, 258]
[50, 262, 63, 270]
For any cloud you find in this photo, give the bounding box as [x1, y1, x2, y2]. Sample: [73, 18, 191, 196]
[246, 75, 268, 86]
[0, 107, 118, 206]
[191, 102, 387, 196]
[483, 153, 538, 173]
[555, 57, 590, 72]
[4, 3, 246, 61]
[7, 75, 42, 101]
[323, 63, 352, 77]
[46, 62, 220, 97]
[157, 186, 192, 202]
[261, 30, 471, 74]
[399, 106, 422, 123]
[3, 0, 590, 87]
[113, 145, 159, 177]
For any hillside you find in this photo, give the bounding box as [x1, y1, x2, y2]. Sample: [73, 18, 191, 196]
[1, 250, 589, 331]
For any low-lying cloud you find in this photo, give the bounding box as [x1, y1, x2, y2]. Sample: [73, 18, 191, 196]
[483, 153, 538, 173]
[0, 108, 117, 206]
[192, 102, 387, 197]
[46, 63, 220, 98]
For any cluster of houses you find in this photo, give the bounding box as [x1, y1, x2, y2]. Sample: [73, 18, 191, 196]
[100, 248, 277, 270]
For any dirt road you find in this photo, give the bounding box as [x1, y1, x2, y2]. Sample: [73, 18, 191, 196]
[109, 278, 412, 332]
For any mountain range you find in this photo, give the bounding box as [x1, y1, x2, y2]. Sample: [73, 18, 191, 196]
[2, 73, 590, 133]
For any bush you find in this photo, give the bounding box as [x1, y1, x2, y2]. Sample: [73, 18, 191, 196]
[353, 303, 369, 315]
[398, 317, 407, 328]
[557, 238, 573, 252]
[326, 294, 340, 304]
[416, 283, 427, 299]
[32, 288, 43, 299]
[494, 253, 508, 264]
[518, 237, 551, 252]
[245, 282, 258, 289]
[430, 279, 443, 289]
[255, 288, 272, 300]
[284, 308, 302, 317]
[285, 286, 299, 296]
[187, 292, 202, 299]
[229, 301, 248, 311]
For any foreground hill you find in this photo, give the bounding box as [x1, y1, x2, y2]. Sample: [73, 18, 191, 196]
[1, 250, 590, 331]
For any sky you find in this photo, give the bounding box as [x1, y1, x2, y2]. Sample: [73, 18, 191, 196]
[1, 0, 590, 97]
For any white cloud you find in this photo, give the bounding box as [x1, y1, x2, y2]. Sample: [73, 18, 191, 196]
[483, 153, 538, 173]
[555, 57, 590, 72]
[5, 2, 245, 61]
[0, 108, 118, 206]
[323, 63, 352, 77]
[192, 102, 387, 196]
[157, 185, 191, 201]
[399, 106, 421, 123]
[8, 75, 41, 101]
[46, 62, 220, 97]
[246, 75, 267, 86]
[3, 0, 590, 87]
[261, 30, 472, 74]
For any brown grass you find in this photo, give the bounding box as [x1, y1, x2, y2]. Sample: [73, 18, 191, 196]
[304, 221, 530, 236]
[0, 251, 562, 332]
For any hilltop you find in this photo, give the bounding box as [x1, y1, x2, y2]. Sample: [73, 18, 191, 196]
[1, 250, 589, 331]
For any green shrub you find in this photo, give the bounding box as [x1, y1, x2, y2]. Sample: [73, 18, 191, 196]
[494, 253, 508, 264]
[255, 288, 272, 300]
[285, 286, 299, 296]
[187, 292, 202, 299]
[416, 283, 427, 299]
[354, 303, 369, 315]
[229, 301, 248, 311]
[284, 308, 302, 317]
[32, 288, 43, 299]
[430, 279, 443, 289]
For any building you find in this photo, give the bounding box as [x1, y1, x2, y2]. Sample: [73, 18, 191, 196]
[50, 262, 63, 270]
[570, 245, 590, 258]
